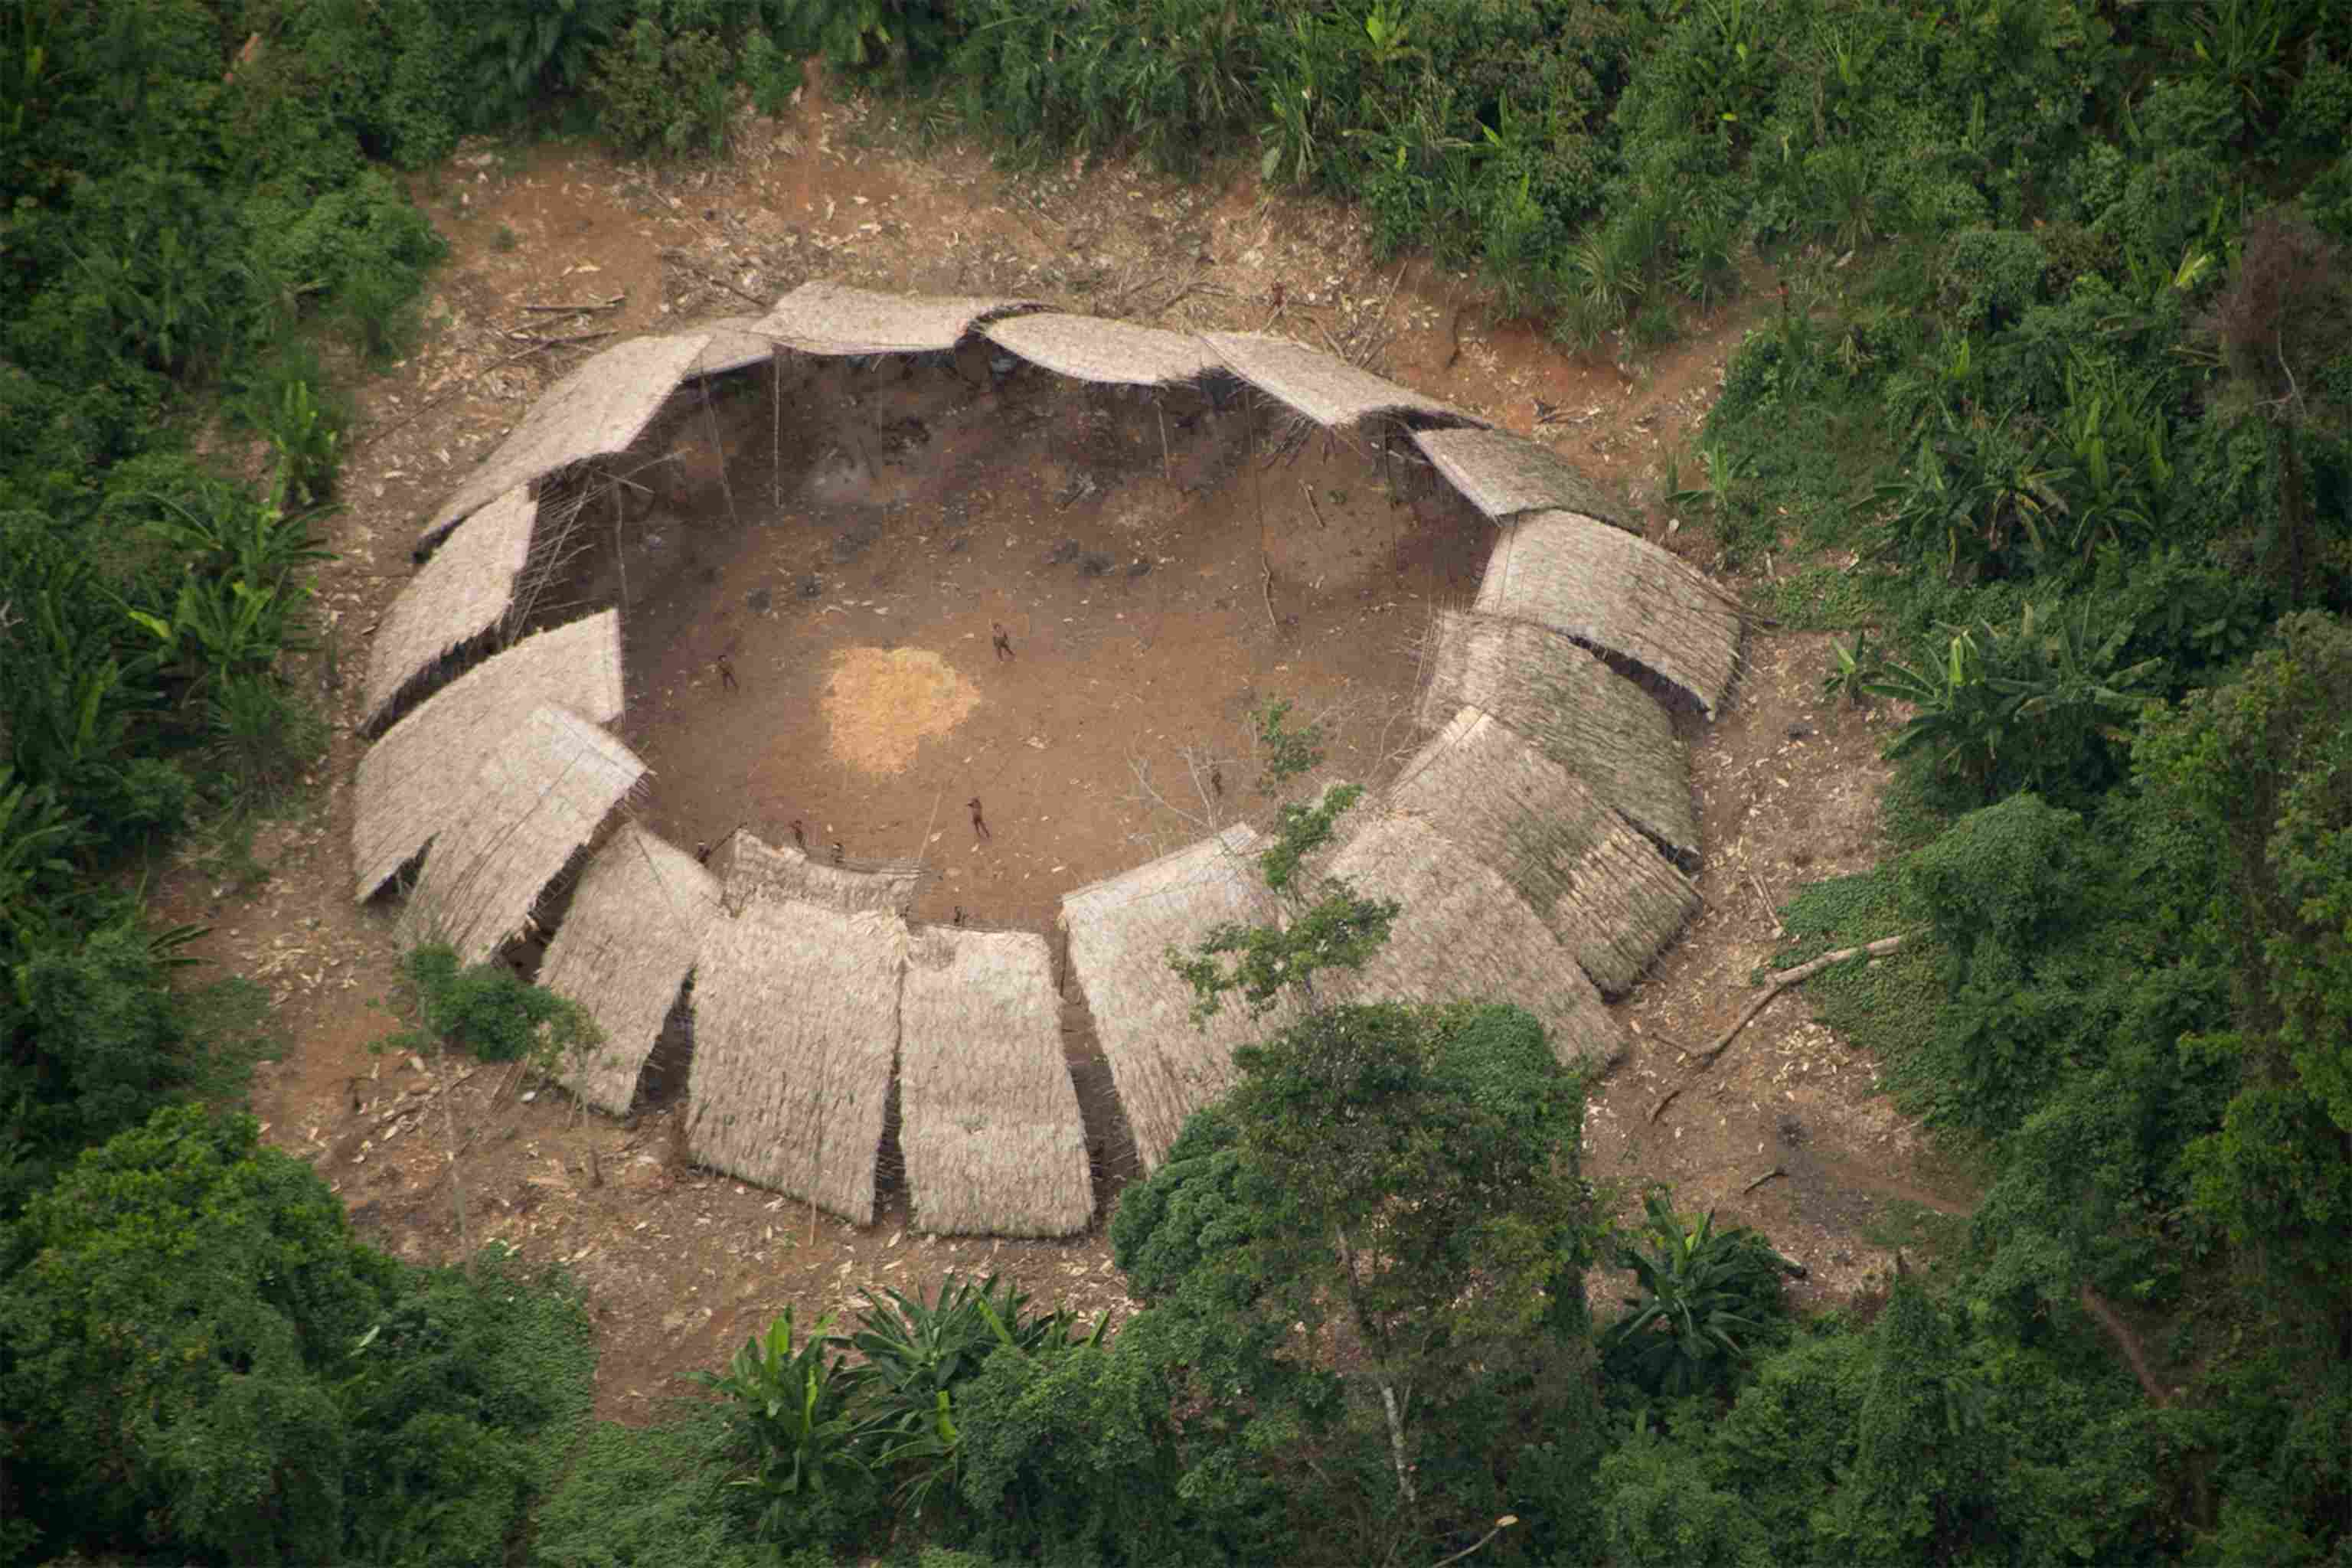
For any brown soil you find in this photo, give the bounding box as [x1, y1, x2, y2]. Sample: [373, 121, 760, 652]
[152, 66, 1975, 1426]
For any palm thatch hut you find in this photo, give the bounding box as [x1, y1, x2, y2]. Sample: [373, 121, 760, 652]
[713, 829, 923, 916]
[1477, 509, 1743, 717]
[982, 312, 1220, 387]
[752, 279, 1042, 356]
[1389, 709, 1698, 995]
[1416, 608, 1698, 859]
[419, 332, 712, 550]
[361, 485, 537, 735]
[1203, 331, 1475, 430]
[1324, 808, 1628, 1068]
[353, 612, 626, 902]
[688, 316, 782, 378]
[1060, 824, 1289, 1173]
[685, 898, 907, 1226]
[1412, 426, 1633, 528]
[899, 926, 1092, 1237]
[537, 823, 724, 1115]
[396, 705, 647, 963]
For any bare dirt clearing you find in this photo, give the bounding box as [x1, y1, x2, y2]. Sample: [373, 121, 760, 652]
[158, 71, 1972, 1424]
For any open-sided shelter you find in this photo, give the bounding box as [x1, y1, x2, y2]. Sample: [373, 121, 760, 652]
[1060, 825, 1289, 1173]
[1388, 709, 1697, 995]
[687, 897, 907, 1226]
[419, 333, 712, 551]
[1325, 808, 1627, 1068]
[354, 612, 626, 902]
[1416, 608, 1699, 860]
[395, 704, 645, 963]
[752, 279, 1042, 356]
[1477, 509, 1743, 717]
[363, 484, 537, 734]
[1203, 331, 1477, 430]
[1412, 425, 1634, 528]
[714, 829, 923, 917]
[899, 926, 1092, 1237]
[982, 312, 1222, 387]
[538, 824, 724, 1115]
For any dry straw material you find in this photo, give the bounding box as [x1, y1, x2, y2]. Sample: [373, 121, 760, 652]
[538, 824, 724, 1115]
[688, 316, 781, 377]
[354, 613, 626, 902]
[1203, 331, 1476, 430]
[899, 926, 1092, 1237]
[1413, 426, 1632, 528]
[1477, 509, 1743, 717]
[1416, 609, 1698, 858]
[715, 829, 923, 916]
[419, 333, 711, 550]
[362, 484, 537, 734]
[753, 279, 1041, 355]
[982, 312, 1221, 387]
[396, 705, 647, 963]
[1390, 709, 1698, 995]
[688, 898, 907, 1225]
[1325, 808, 1628, 1068]
[1061, 824, 1289, 1174]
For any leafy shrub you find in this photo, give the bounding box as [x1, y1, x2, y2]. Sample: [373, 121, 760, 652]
[397, 943, 606, 1070]
[588, 18, 737, 156]
[527, 1406, 779, 1568]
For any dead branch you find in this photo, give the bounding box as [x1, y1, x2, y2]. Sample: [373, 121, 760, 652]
[1694, 933, 1913, 1069]
[658, 246, 770, 308]
[1742, 1165, 1787, 1195]
[503, 327, 614, 348]
[1429, 1516, 1518, 1568]
[1648, 1085, 1682, 1124]
[522, 296, 625, 314]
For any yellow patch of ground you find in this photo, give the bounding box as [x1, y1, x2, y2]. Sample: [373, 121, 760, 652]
[822, 646, 979, 775]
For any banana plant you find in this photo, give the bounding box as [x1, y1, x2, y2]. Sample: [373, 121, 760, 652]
[688, 1307, 876, 1540]
[1602, 1187, 1799, 1396]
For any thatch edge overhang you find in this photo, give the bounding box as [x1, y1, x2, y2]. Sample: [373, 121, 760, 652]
[1201, 330, 1483, 431]
[1389, 708, 1699, 996]
[687, 316, 782, 378]
[899, 926, 1093, 1237]
[353, 612, 627, 903]
[1060, 824, 1289, 1174]
[982, 312, 1223, 388]
[750, 279, 1047, 356]
[685, 898, 907, 1226]
[1412, 425, 1635, 529]
[395, 704, 648, 964]
[1325, 807, 1628, 1070]
[419, 332, 714, 550]
[1416, 609, 1700, 860]
[1476, 509, 1743, 717]
[362, 484, 537, 736]
[714, 828, 924, 916]
[538, 824, 724, 1115]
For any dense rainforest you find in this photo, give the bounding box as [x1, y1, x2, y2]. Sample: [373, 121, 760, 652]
[1, 1, 2346, 1563]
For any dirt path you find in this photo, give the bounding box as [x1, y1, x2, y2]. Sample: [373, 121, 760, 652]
[152, 70, 1970, 1423]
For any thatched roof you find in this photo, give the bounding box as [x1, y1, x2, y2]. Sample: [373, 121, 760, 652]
[1324, 808, 1628, 1068]
[1477, 510, 1743, 717]
[354, 613, 626, 901]
[687, 898, 907, 1225]
[420, 333, 711, 550]
[688, 315, 782, 377]
[1203, 332, 1476, 430]
[982, 312, 1220, 387]
[899, 926, 1092, 1237]
[1061, 824, 1289, 1173]
[537, 824, 724, 1115]
[714, 828, 923, 916]
[1413, 426, 1632, 528]
[1417, 609, 1698, 858]
[362, 484, 536, 734]
[396, 705, 647, 962]
[1389, 709, 1697, 995]
[751, 279, 1041, 355]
